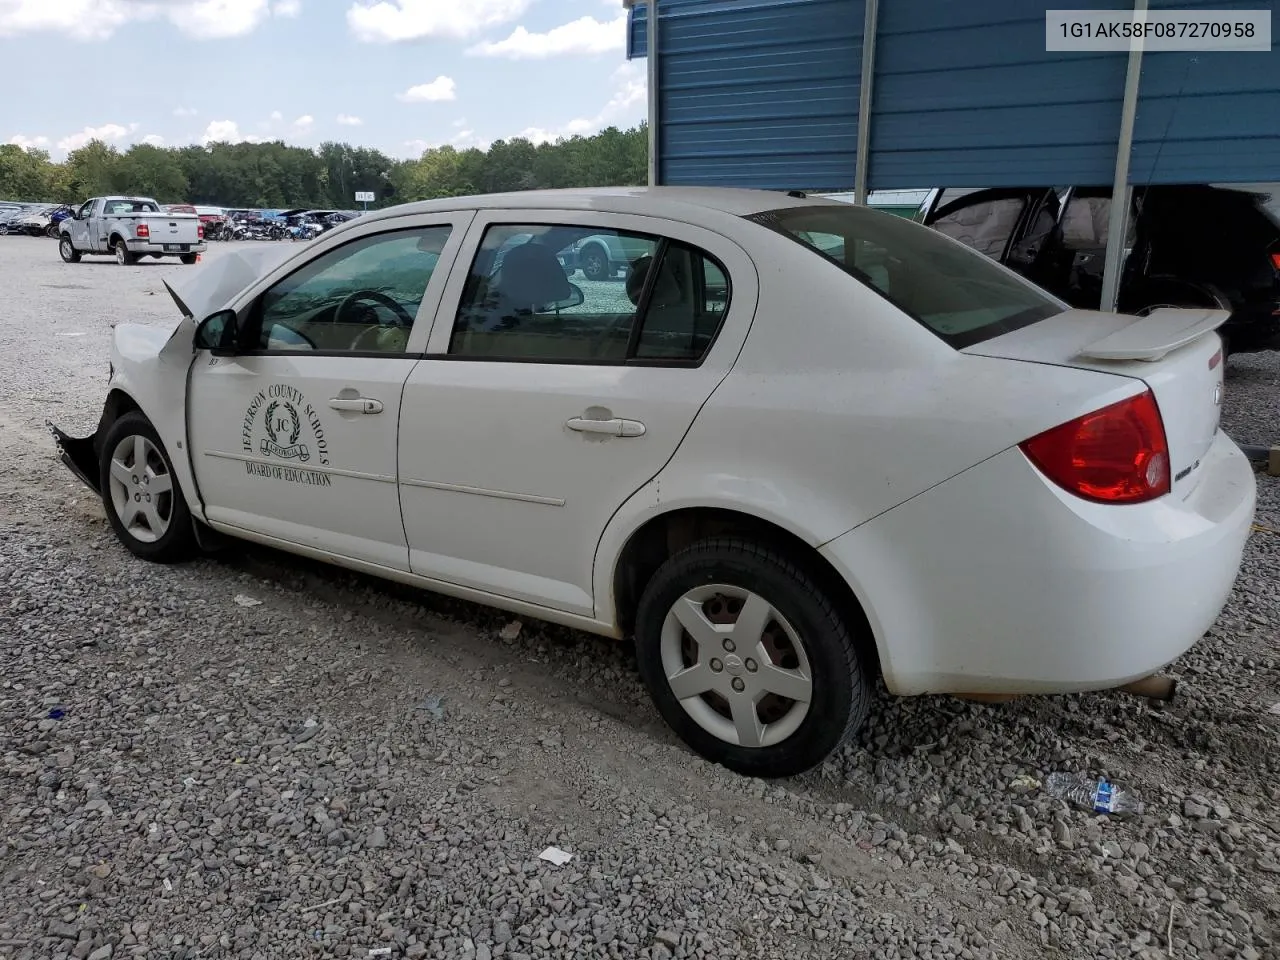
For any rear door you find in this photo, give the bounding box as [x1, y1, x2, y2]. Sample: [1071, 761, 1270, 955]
[397, 210, 758, 616]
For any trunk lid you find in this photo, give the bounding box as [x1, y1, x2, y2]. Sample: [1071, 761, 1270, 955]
[964, 308, 1227, 498]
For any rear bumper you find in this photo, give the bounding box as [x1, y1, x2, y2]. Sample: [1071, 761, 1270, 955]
[125, 240, 207, 254]
[821, 430, 1257, 696]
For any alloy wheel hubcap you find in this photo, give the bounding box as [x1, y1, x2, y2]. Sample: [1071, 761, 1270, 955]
[660, 584, 813, 749]
[107, 434, 174, 543]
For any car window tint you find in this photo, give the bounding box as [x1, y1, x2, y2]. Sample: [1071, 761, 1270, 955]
[449, 224, 660, 361]
[930, 198, 1025, 259]
[254, 225, 451, 354]
[631, 243, 730, 361]
[749, 204, 1064, 350]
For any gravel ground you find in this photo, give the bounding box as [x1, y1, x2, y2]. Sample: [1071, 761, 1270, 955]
[1, 236, 1278, 960]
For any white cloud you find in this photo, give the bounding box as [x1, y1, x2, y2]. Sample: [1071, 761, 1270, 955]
[336, 114, 364, 126]
[0, 0, 131, 40]
[141, 134, 166, 147]
[397, 76, 457, 103]
[348, 0, 529, 42]
[272, 0, 301, 16]
[57, 123, 130, 152]
[293, 114, 315, 129]
[200, 120, 263, 145]
[174, 106, 198, 118]
[165, 0, 272, 39]
[452, 117, 467, 128]
[7, 134, 50, 150]
[514, 62, 645, 144]
[467, 13, 625, 59]
[0, 0, 286, 40]
[270, 110, 284, 122]
[402, 126, 487, 158]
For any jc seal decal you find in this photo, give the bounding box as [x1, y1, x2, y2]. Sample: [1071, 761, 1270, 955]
[242, 384, 332, 486]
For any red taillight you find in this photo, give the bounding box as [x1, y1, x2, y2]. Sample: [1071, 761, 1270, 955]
[136, 223, 150, 239]
[197, 224, 204, 240]
[1019, 390, 1170, 504]
[1270, 252, 1280, 270]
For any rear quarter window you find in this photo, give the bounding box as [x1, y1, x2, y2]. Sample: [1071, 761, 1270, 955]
[748, 205, 1065, 349]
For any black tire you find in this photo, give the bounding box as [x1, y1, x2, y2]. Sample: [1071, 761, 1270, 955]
[45, 223, 59, 239]
[98, 412, 196, 563]
[180, 253, 198, 265]
[58, 236, 81, 263]
[579, 243, 610, 281]
[114, 239, 138, 266]
[634, 537, 873, 778]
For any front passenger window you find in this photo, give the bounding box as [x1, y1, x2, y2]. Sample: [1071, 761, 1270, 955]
[253, 225, 451, 354]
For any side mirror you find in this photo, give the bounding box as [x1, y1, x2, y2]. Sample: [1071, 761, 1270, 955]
[194, 309, 238, 355]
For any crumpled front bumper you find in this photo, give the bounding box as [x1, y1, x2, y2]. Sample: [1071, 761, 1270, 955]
[47, 420, 103, 494]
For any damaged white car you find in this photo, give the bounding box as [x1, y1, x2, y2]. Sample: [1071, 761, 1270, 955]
[51, 188, 1256, 778]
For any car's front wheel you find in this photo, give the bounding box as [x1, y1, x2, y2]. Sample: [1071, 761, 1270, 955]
[59, 237, 81, 263]
[634, 538, 873, 778]
[579, 244, 610, 281]
[99, 412, 195, 563]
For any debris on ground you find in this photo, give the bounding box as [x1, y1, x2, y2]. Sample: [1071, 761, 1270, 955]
[538, 846, 574, 866]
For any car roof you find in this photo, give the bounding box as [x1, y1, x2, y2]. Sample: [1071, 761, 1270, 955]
[354, 186, 832, 227]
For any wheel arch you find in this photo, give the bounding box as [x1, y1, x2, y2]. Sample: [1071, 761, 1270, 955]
[606, 505, 883, 681]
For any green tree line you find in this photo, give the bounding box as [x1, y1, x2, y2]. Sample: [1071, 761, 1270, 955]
[0, 124, 647, 209]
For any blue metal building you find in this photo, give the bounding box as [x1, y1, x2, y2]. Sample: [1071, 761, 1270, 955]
[625, 0, 1280, 194]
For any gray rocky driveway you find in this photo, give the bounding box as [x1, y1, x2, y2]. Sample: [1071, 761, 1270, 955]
[0, 237, 1277, 959]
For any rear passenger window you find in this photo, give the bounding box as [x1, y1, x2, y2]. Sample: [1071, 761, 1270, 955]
[449, 223, 729, 364]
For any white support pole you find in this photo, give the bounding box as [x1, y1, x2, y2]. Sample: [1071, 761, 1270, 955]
[1100, 0, 1147, 313]
[646, 0, 659, 186]
[854, 0, 880, 204]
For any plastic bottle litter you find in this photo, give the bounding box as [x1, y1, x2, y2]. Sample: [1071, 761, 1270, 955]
[1045, 773, 1144, 815]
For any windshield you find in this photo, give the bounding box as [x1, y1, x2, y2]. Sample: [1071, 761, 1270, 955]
[747, 205, 1065, 349]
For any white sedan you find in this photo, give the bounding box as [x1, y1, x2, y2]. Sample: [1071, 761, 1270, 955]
[50, 187, 1256, 778]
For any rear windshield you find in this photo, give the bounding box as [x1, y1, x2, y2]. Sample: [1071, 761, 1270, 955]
[747, 205, 1065, 349]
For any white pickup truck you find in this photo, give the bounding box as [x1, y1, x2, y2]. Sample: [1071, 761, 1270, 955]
[59, 195, 206, 266]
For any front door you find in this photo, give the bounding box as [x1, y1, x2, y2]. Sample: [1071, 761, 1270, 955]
[67, 201, 94, 250]
[398, 210, 756, 616]
[187, 215, 467, 570]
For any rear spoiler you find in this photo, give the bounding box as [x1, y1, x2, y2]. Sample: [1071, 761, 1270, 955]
[1077, 308, 1230, 363]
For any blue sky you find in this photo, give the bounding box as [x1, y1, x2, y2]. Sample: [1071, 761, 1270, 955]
[1, 0, 644, 159]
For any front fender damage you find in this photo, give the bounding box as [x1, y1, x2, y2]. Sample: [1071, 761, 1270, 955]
[47, 417, 103, 494]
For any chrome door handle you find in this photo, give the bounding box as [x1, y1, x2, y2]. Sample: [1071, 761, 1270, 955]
[566, 416, 646, 438]
[329, 397, 384, 414]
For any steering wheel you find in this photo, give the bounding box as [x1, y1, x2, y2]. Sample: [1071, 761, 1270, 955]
[336, 289, 414, 327]
[336, 290, 415, 351]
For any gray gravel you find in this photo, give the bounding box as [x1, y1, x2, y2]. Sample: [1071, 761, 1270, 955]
[2, 236, 1278, 959]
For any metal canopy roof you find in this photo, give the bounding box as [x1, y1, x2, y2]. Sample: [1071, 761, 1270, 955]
[628, 0, 1280, 192]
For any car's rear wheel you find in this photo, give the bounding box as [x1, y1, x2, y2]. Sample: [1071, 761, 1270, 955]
[180, 253, 198, 265]
[59, 237, 81, 263]
[99, 412, 195, 563]
[114, 240, 137, 266]
[580, 243, 610, 281]
[634, 538, 873, 778]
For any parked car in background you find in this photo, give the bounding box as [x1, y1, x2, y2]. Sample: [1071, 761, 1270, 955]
[49, 187, 1254, 778]
[920, 184, 1280, 355]
[0, 203, 38, 235]
[571, 230, 656, 281]
[59, 196, 206, 265]
[165, 203, 199, 215]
